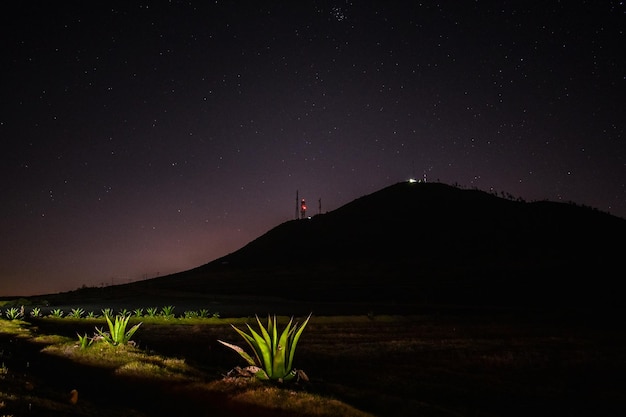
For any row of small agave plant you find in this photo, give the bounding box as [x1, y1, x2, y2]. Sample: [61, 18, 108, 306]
[3, 305, 220, 321]
[3, 305, 312, 383]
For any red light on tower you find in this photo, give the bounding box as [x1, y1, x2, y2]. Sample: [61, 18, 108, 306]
[300, 198, 307, 219]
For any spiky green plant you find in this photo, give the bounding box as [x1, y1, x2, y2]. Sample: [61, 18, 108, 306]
[198, 309, 210, 318]
[218, 313, 311, 382]
[101, 308, 113, 318]
[184, 310, 198, 319]
[5, 307, 23, 320]
[49, 308, 64, 318]
[30, 307, 42, 318]
[160, 305, 175, 319]
[96, 314, 142, 346]
[77, 333, 92, 349]
[68, 308, 84, 319]
[133, 308, 144, 318]
[145, 307, 158, 317]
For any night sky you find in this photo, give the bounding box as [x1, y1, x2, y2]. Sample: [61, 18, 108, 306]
[2, 1, 625, 296]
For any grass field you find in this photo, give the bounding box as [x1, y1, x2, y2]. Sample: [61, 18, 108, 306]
[1, 306, 625, 416]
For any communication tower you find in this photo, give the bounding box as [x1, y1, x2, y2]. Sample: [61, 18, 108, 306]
[295, 190, 299, 220]
[300, 198, 307, 219]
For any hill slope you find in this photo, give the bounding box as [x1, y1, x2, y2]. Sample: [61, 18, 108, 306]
[126, 181, 624, 310]
[45, 181, 625, 311]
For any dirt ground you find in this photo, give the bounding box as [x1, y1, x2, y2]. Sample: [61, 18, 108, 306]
[2, 309, 626, 417]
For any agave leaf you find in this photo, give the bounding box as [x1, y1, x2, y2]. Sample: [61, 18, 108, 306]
[281, 369, 298, 382]
[105, 314, 115, 333]
[102, 314, 119, 345]
[246, 323, 273, 376]
[117, 316, 129, 343]
[112, 316, 124, 343]
[230, 324, 263, 367]
[253, 367, 270, 380]
[272, 317, 293, 378]
[268, 315, 278, 358]
[256, 315, 274, 356]
[95, 327, 112, 344]
[218, 340, 257, 366]
[125, 322, 142, 343]
[287, 313, 311, 371]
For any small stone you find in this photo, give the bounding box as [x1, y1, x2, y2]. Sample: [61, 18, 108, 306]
[69, 389, 78, 405]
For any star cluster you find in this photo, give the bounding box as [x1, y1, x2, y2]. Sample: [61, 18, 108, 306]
[1, 1, 624, 296]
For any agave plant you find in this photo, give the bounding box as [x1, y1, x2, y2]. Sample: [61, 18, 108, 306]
[160, 305, 175, 319]
[95, 314, 142, 346]
[218, 313, 311, 382]
[5, 307, 23, 320]
[68, 308, 85, 319]
[77, 333, 92, 349]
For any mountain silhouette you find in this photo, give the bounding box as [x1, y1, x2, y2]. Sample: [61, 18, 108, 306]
[44, 181, 625, 312]
[117, 181, 623, 311]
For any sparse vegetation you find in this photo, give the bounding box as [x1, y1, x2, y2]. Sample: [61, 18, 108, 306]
[2, 309, 625, 417]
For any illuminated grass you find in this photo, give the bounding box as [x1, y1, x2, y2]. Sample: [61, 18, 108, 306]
[42, 341, 202, 381]
[0, 319, 33, 337]
[203, 378, 376, 417]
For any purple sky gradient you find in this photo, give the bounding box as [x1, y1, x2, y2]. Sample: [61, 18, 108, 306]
[2, 1, 624, 296]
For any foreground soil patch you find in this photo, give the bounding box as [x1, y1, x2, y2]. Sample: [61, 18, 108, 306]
[3, 311, 626, 416]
